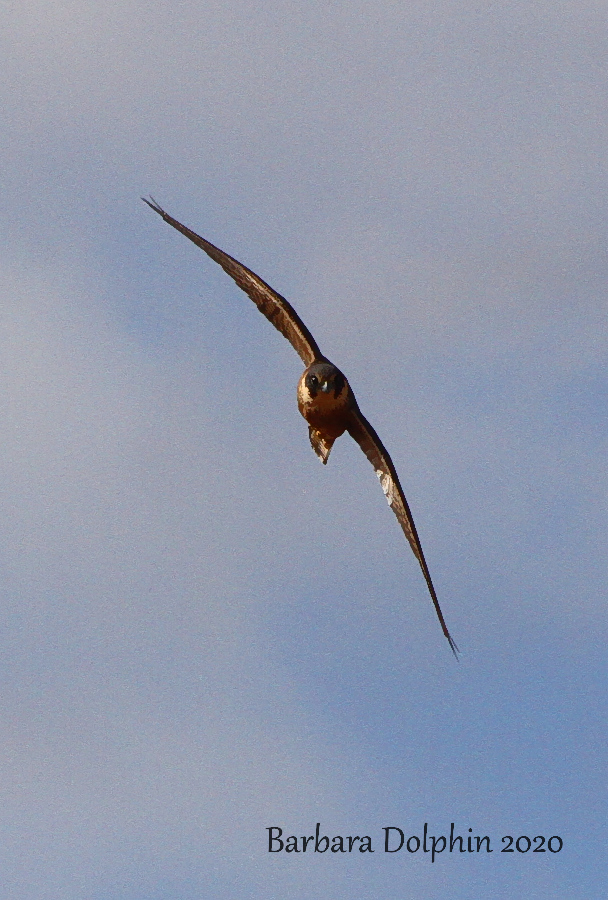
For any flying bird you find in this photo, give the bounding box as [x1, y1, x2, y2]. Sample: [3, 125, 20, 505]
[143, 197, 458, 657]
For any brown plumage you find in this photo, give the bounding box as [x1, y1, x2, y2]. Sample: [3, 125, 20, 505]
[143, 197, 459, 657]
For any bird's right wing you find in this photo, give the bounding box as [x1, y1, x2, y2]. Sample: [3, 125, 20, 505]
[347, 407, 459, 657]
[143, 198, 322, 366]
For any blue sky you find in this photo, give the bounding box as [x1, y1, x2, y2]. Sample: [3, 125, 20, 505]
[1, 1, 606, 897]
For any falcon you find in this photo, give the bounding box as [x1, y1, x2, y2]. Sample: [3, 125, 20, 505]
[143, 198, 459, 657]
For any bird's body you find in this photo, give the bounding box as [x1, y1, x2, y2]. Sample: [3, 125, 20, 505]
[143, 197, 459, 657]
[297, 361, 354, 463]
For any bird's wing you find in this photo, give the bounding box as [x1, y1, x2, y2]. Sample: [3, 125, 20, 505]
[143, 198, 322, 366]
[347, 408, 459, 657]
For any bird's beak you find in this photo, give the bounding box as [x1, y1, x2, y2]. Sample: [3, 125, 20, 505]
[320, 381, 331, 392]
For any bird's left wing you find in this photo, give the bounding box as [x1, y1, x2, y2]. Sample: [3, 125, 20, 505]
[347, 408, 459, 657]
[143, 198, 322, 367]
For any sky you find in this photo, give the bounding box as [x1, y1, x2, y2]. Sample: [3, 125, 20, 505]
[1, 1, 607, 897]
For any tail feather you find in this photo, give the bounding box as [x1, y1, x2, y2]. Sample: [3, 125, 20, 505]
[308, 427, 334, 464]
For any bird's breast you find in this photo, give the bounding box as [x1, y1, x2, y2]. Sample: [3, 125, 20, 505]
[297, 372, 353, 438]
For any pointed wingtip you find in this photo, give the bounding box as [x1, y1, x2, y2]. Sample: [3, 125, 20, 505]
[446, 632, 460, 660]
[141, 195, 164, 216]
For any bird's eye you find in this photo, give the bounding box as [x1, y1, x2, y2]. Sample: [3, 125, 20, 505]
[309, 375, 318, 386]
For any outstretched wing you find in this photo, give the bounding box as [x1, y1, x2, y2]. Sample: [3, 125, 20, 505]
[143, 198, 322, 367]
[347, 408, 459, 657]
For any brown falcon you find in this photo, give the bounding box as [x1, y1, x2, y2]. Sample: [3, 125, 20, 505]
[143, 198, 459, 657]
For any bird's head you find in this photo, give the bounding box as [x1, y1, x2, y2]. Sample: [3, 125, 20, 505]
[303, 362, 347, 400]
